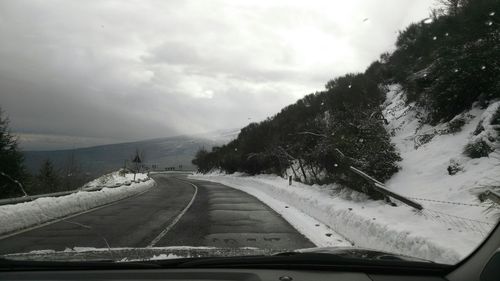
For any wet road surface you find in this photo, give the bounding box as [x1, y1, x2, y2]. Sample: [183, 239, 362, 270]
[0, 174, 313, 255]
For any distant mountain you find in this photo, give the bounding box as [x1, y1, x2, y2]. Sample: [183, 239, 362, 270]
[22, 129, 239, 177]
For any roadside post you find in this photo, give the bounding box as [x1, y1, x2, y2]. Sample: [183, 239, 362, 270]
[289, 175, 292, 186]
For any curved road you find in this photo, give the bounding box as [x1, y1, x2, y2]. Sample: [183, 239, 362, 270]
[0, 174, 313, 254]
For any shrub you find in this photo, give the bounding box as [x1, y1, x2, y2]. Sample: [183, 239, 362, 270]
[447, 116, 466, 133]
[447, 158, 463, 175]
[464, 139, 493, 158]
[473, 120, 485, 136]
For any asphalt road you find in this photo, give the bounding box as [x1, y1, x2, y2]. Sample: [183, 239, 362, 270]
[0, 174, 313, 254]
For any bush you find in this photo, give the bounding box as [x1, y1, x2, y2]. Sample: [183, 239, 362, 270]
[386, 0, 500, 123]
[447, 158, 463, 175]
[464, 139, 494, 158]
[473, 120, 485, 136]
[447, 116, 466, 133]
[0, 108, 27, 199]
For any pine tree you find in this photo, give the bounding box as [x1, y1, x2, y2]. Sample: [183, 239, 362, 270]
[0, 108, 27, 199]
[37, 159, 61, 193]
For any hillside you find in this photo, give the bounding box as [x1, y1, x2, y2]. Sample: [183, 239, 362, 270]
[190, 84, 500, 263]
[192, 0, 500, 200]
[23, 129, 238, 177]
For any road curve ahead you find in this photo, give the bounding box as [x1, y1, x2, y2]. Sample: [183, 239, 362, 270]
[0, 174, 313, 255]
[155, 176, 314, 249]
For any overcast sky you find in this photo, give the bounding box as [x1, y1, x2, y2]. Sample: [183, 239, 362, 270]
[0, 0, 435, 150]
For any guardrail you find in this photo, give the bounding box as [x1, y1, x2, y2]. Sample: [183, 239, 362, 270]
[333, 149, 423, 211]
[0, 177, 151, 207]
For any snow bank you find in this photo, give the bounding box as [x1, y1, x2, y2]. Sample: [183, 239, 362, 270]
[190, 173, 465, 263]
[0, 172, 155, 237]
[383, 85, 499, 220]
[189, 87, 499, 264]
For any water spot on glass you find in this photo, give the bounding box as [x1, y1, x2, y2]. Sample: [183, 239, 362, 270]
[486, 20, 493, 26]
[359, 138, 364, 143]
[423, 18, 433, 24]
[432, 36, 437, 40]
[363, 18, 369, 22]
[334, 163, 338, 167]
[348, 85, 352, 89]
[481, 65, 486, 70]
[489, 11, 496, 16]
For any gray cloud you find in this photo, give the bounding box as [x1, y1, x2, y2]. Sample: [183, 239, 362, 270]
[0, 0, 435, 150]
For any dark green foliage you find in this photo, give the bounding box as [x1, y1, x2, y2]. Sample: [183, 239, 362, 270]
[0, 108, 27, 199]
[192, 0, 496, 200]
[192, 148, 212, 173]
[318, 74, 401, 196]
[464, 139, 494, 158]
[34, 159, 61, 193]
[192, 74, 401, 199]
[447, 116, 466, 133]
[387, 0, 500, 123]
[473, 120, 485, 136]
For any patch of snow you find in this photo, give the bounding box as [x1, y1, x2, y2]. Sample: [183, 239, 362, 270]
[190, 173, 464, 263]
[147, 254, 182, 260]
[383, 86, 499, 217]
[0, 172, 155, 236]
[83, 171, 148, 189]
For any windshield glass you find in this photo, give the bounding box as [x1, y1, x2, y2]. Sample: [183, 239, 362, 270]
[0, 0, 499, 266]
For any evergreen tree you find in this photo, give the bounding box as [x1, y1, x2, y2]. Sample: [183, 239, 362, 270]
[0, 108, 27, 199]
[36, 159, 61, 193]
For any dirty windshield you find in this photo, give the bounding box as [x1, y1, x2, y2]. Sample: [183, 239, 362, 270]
[0, 0, 499, 266]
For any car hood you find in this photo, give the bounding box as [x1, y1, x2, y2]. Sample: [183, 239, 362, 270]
[1, 247, 280, 262]
[291, 246, 433, 263]
[1, 246, 432, 263]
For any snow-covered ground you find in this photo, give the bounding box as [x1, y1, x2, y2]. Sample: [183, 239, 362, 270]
[190, 86, 500, 264]
[0, 171, 155, 237]
[383, 84, 500, 216]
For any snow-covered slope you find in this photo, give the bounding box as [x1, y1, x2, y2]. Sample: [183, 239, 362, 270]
[383, 84, 499, 220]
[190, 86, 500, 264]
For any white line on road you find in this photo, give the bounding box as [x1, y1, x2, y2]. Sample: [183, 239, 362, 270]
[147, 178, 198, 247]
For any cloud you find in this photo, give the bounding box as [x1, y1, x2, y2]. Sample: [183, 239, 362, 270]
[0, 0, 435, 150]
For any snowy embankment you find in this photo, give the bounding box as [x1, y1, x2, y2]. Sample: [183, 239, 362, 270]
[190, 85, 500, 264]
[0, 172, 155, 237]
